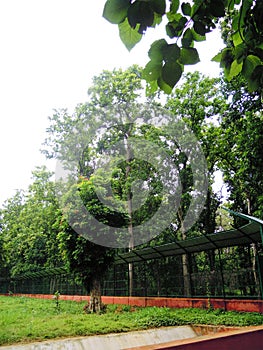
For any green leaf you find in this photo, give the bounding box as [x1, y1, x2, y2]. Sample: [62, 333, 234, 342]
[182, 28, 193, 48]
[228, 0, 235, 11]
[232, 14, 239, 31]
[128, 2, 154, 31]
[148, 39, 168, 62]
[170, 0, 180, 13]
[157, 76, 173, 94]
[234, 43, 246, 63]
[247, 78, 260, 92]
[143, 61, 162, 81]
[212, 52, 222, 63]
[162, 62, 183, 88]
[149, 0, 166, 15]
[210, 0, 225, 17]
[193, 21, 206, 36]
[103, 0, 130, 24]
[146, 80, 158, 95]
[180, 48, 200, 65]
[256, 43, 263, 50]
[248, 65, 263, 91]
[242, 55, 262, 79]
[166, 23, 176, 38]
[191, 29, 206, 42]
[181, 2, 191, 16]
[240, 0, 253, 25]
[162, 44, 180, 62]
[232, 31, 243, 46]
[152, 13, 163, 27]
[166, 14, 187, 37]
[220, 48, 234, 70]
[227, 60, 243, 81]
[118, 19, 142, 51]
[243, 28, 254, 42]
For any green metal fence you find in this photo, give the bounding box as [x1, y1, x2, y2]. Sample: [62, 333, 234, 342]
[103, 249, 262, 299]
[1, 210, 262, 299]
[1, 248, 262, 299]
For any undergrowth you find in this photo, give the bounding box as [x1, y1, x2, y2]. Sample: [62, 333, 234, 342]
[0, 296, 262, 346]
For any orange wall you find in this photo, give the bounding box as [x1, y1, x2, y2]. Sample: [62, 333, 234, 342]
[4, 294, 263, 313]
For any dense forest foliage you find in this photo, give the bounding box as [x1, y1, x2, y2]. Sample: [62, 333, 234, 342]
[0, 66, 262, 310]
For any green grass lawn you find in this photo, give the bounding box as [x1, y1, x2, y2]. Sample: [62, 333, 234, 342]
[0, 295, 262, 346]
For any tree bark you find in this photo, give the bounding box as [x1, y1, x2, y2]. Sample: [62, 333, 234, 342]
[247, 198, 260, 295]
[178, 206, 191, 296]
[182, 253, 191, 296]
[128, 184, 134, 296]
[125, 131, 134, 297]
[88, 277, 102, 313]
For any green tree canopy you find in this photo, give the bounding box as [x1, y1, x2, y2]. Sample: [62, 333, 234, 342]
[216, 75, 263, 218]
[1, 167, 62, 277]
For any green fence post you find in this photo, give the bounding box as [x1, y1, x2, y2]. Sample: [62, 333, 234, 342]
[257, 224, 263, 299]
[256, 254, 263, 300]
[260, 224, 263, 246]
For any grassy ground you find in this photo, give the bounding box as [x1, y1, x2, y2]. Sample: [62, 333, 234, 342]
[0, 295, 262, 346]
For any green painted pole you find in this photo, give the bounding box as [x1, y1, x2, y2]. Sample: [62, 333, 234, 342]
[260, 224, 263, 246]
[256, 254, 263, 300]
[258, 225, 263, 300]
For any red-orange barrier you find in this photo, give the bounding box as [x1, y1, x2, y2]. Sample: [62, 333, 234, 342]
[103, 296, 263, 313]
[2, 294, 263, 313]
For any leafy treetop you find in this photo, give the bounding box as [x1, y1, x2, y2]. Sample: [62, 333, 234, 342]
[103, 0, 263, 94]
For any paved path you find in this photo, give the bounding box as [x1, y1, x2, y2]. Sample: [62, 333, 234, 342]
[0, 326, 197, 350]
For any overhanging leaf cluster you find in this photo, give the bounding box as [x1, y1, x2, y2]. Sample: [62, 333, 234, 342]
[143, 38, 200, 93]
[103, 0, 263, 94]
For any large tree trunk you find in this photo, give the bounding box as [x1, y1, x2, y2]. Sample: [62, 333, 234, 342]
[87, 277, 103, 313]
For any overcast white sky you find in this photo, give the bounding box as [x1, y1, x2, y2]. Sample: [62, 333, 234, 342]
[0, 0, 224, 205]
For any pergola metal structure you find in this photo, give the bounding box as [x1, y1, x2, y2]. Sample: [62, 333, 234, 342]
[11, 267, 68, 280]
[115, 208, 263, 298]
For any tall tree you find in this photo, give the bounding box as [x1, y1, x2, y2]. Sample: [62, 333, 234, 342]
[57, 176, 124, 312]
[0, 211, 8, 278]
[218, 76, 263, 216]
[215, 75, 263, 294]
[103, 0, 263, 93]
[164, 71, 226, 295]
[1, 167, 61, 277]
[43, 66, 169, 301]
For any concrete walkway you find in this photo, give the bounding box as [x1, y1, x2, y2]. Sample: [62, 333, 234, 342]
[0, 326, 197, 350]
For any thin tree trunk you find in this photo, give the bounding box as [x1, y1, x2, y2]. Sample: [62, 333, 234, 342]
[207, 250, 216, 295]
[127, 176, 134, 296]
[128, 262, 133, 296]
[178, 206, 191, 296]
[247, 198, 260, 295]
[125, 131, 134, 297]
[182, 254, 191, 296]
